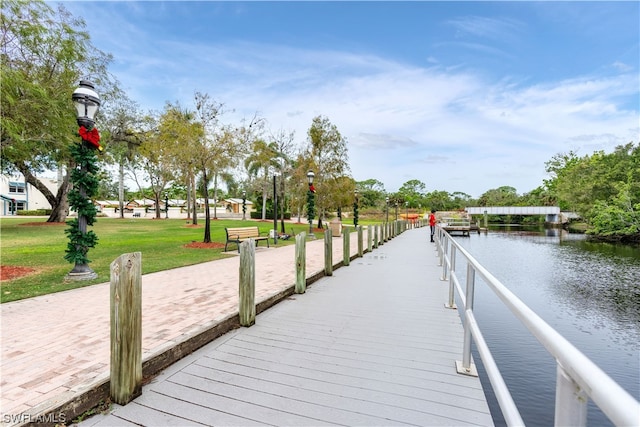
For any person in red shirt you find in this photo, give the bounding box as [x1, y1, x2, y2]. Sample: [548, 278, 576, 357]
[429, 209, 437, 242]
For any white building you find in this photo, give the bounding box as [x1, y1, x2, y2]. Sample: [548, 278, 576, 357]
[0, 174, 60, 215]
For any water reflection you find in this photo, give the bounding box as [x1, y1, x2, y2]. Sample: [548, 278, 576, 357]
[453, 229, 639, 427]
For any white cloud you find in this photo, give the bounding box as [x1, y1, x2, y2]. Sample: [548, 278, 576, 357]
[68, 2, 638, 197]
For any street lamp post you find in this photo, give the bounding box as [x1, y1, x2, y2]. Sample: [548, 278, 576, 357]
[405, 201, 409, 228]
[66, 80, 101, 280]
[353, 189, 359, 227]
[165, 193, 169, 219]
[242, 190, 246, 221]
[307, 170, 315, 235]
[279, 158, 286, 234]
[273, 174, 278, 244]
[385, 196, 389, 223]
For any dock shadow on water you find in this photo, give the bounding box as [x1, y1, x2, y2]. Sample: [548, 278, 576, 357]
[453, 228, 639, 427]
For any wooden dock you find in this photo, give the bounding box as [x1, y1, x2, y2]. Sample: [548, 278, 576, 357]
[441, 218, 475, 236]
[81, 228, 493, 426]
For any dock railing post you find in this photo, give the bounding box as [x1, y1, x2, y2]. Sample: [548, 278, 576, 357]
[446, 245, 457, 309]
[357, 226, 363, 257]
[110, 252, 142, 405]
[555, 364, 588, 426]
[239, 239, 256, 327]
[295, 232, 306, 294]
[460, 263, 476, 373]
[367, 225, 373, 253]
[324, 228, 333, 276]
[441, 236, 449, 281]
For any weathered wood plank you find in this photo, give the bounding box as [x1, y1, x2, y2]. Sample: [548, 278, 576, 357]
[295, 232, 306, 294]
[343, 228, 350, 266]
[324, 229, 332, 276]
[239, 239, 255, 327]
[110, 252, 142, 405]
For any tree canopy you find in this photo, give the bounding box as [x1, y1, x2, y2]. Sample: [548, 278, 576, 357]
[305, 115, 352, 226]
[544, 142, 639, 241]
[1, 0, 114, 221]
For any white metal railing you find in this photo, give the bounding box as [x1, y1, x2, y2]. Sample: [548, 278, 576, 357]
[435, 226, 640, 427]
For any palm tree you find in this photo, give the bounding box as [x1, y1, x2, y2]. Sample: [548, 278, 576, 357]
[244, 139, 280, 220]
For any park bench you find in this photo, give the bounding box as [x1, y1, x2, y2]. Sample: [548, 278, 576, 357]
[225, 226, 270, 252]
[132, 212, 141, 218]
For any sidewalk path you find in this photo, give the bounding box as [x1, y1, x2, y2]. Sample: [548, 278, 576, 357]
[1, 229, 366, 425]
[81, 226, 492, 426]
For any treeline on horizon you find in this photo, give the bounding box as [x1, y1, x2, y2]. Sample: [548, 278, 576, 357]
[110, 142, 639, 243]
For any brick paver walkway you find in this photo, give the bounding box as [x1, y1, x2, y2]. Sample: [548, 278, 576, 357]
[1, 229, 368, 426]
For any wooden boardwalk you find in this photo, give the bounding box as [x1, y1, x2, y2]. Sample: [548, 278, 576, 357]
[81, 228, 493, 426]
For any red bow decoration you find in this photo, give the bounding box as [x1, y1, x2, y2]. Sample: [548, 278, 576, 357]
[309, 184, 316, 193]
[78, 126, 103, 152]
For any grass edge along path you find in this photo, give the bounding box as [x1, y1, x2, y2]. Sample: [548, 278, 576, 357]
[0, 217, 321, 303]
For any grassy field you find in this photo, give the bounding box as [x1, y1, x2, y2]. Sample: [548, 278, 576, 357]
[0, 217, 321, 303]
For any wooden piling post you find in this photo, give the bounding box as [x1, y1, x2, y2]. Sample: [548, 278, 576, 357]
[295, 232, 306, 294]
[357, 226, 363, 257]
[324, 229, 333, 276]
[373, 225, 379, 249]
[367, 225, 373, 253]
[239, 239, 256, 327]
[110, 252, 142, 406]
[343, 228, 350, 266]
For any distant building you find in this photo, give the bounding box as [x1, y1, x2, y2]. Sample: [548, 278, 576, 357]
[0, 174, 60, 215]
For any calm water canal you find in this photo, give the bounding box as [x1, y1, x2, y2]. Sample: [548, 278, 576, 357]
[451, 228, 639, 426]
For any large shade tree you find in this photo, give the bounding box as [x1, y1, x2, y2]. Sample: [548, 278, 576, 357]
[99, 91, 143, 218]
[305, 115, 352, 227]
[1, 0, 114, 222]
[193, 93, 259, 242]
[356, 179, 386, 208]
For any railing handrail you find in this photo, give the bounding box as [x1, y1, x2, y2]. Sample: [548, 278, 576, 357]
[436, 226, 640, 426]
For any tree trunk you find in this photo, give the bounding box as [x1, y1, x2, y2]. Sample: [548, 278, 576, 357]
[212, 173, 218, 220]
[16, 161, 70, 223]
[48, 178, 71, 223]
[317, 208, 324, 229]
[191, 174, 197, 225]
[203, 170, 211, 243]
[186, 175, 191, 220]
[118, 162, 125, 219]
[154, 193, 161, 219]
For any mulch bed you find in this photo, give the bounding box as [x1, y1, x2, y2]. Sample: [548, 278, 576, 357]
[184, 242, 226, 249]
[1, 265, 36, 281]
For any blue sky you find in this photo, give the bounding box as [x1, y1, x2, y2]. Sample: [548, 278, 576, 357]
[60, 1, 639, 198]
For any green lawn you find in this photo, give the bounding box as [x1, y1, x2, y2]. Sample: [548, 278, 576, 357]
[0, 217, 320, 303]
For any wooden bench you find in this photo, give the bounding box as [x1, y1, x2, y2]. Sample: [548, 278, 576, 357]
[133, 213, 141, 218]
[225, 226, 270, 252]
